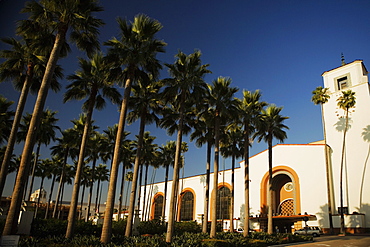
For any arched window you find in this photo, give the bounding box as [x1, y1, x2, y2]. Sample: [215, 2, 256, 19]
[153, 195, 163, 220]
[217, 186, 231, 220]
[180, 191, 194, 221]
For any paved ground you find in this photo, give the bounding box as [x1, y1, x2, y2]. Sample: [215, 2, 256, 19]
[272, 235, 370, 247]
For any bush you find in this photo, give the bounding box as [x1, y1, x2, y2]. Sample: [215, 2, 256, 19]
[174, 221, 202, 235]
[137, 219, 166, 235]
[111, 219, 127, 235]
[31, 218, 67, 237]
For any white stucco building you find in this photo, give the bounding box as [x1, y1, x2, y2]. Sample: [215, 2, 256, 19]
[139, 60, 370, 234]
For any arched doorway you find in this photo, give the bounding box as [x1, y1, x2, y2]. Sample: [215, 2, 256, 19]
[260, 166, 301, 232]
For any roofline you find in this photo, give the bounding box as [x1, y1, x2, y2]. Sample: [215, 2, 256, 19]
[244, 143, 326, 161]
[321, 59, 365, 76]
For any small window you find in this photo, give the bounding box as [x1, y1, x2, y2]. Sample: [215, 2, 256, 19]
[337, 76, 348, 90]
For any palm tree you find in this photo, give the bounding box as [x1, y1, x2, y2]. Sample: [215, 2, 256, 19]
[94, 164, 109, 215]
[138, 133, 159, 221]
[190, 108, 215, 233]
[0, 31, 63, 199]
[44, 156, 63, 219]
[158, 141, 176, 222]
[101, 14, 165, 244]
[64, 53, 121, 238]
[101, 125, 133, 221]
[3, 0, 104, 235]
[311, 86, 333, 234]
[17, 109, 60, 202]
[255, 105, 289, 234]
[237, 90, 266, 236]
[337, 89, 356, 235]
[79, 164, 92, 220]
[50, 129, 77, 219]
[124, 77, 162, 235]
[160, 50, 210, 243]
[206, 77, 238, 238]
[0, 96, 14, 145]
[34, 158, 53, 218]
[220, 124, 243, 232]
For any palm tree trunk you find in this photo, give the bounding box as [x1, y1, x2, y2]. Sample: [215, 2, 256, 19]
[340, 110, 349, 235]
[267, 137, 273, 234]
[86, 158, 96, 222]
[101, 77, 132, 244]
[202, 142, 211, 233]
[34, 176, 45, 218]
[95, 179, 101, 214]
[27, 142, 41, 201]
[125, 113, 146, 237]
[118, 166, 126, 220]
[53, 150, 68, 219]
[166, 97, 184, 243]
[141, 163, 149, 219]
[145, 169, 156, 220]
[161, 165, 169, 221]
[0, 65, 33, 198]
[229, 153, 235, 232]
[79, 184, 86, 220]
[45, 173, 56, 219]
[321, 105, 334, 234]
[243, 128, 250, 237]
[210, 116, 220, 238]
[136, 164, 143, 217]
[3, 28, 66, 235]
[66, 89, 97, 238]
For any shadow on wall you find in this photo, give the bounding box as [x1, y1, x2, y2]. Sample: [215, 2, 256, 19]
[316, 204, 330, 229]
[239, 204, 245, 228]
[334, 116, 352, 132]
[356, 203, 370, 229]
[360, 126, 370, 207]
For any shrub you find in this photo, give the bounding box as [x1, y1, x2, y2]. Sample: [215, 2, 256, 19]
[137, 219, 166, 235]
[174, 221, 201, 235]
[111, 219, 127, 235]
[31, 218, 67, 237]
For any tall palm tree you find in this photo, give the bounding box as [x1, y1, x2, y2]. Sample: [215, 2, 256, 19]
[34, 158, 53, 218]
[139, 133, 160, 221]
[190, 108, 215, 233]
[3, 0, 104, 236]
[237, 89, 266, 236]
[337, 89, 356, 235]
[206, 77, 238, 238]
[50, 129, 76, 219]
[101, 125, 133, 220]
[0, 30, 63, 199]
[220, 124, 243, 232]
[94, 164, 109, 215]
[0, 96, 14, 145]
[64, 53, 121, 238]
[255, 105, 289, 234]
[44, 156, 63, 219]
[158, 141, 176, 222]
[17, 109, 60, 201]
[125, 77, 162, 235]
[101, 14, 166, 244]
[160, 50, 210, 243]
[311, 86, 333, 234]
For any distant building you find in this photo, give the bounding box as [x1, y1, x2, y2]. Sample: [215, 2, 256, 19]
[30, 188, 47, 204]
[140, 59, 370, 234]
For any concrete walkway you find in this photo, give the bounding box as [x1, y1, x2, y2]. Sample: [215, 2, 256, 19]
[271, 235, 370, 247]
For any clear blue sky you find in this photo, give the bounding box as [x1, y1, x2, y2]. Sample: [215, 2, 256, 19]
[1, 0, 370, 202]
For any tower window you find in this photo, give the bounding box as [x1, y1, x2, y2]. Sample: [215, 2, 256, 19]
[337, 76, 348, 90]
